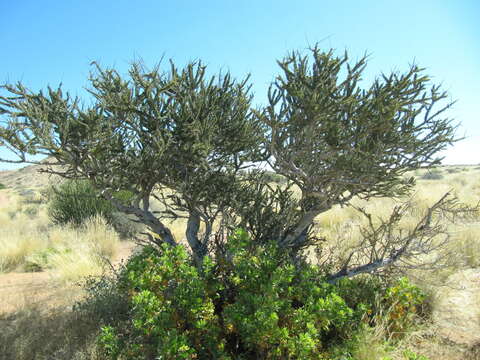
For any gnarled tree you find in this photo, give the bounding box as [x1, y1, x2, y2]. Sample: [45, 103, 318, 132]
[0, 46, 471, 278]
[260, 47, 458, 251]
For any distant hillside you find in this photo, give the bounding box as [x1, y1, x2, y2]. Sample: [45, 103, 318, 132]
[0, 162, 477, 193]
[0, 162, 61, 191]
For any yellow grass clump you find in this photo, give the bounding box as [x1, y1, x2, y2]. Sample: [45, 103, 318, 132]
[43, 216, 120, 283]
[0, 189, 121, 282]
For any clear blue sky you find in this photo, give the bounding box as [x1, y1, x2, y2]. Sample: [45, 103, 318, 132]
[1, 0, 479, 169]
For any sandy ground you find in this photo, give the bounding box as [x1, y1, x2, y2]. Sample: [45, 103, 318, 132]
[0, 190, 9, 207]
[0, 241, 137, 315]
[433, 268, 480, 347]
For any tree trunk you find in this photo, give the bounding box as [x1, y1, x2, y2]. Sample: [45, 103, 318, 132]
[186, 213, 207, 266]
[106, 194, 177, 246]
[279, 209, 320, 248]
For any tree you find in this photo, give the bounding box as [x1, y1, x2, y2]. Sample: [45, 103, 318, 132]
[261, 47, 457, 249]
[0, 61, 264, 266]
[0, 46, 471, 278]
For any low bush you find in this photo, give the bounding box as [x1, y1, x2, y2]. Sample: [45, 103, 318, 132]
[446, 167, 460, 174]
[383, 277, 426, 336]
[108, 210, 144, 240]
[0, 304, 103, 360]
[420, 169, 443, 180]
[94, 229, 409, 359]
[24, 247, 59, 272]
[262, 171, 287, 185]
[48, 180, 137, 237]
[0, 182, 6, 189]
[75, 272, 130, 329]
[48, 180, 115, 227]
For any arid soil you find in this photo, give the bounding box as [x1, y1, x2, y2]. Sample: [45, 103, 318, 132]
[433, 269, 480, 347]
[0, 191, 9, 207]
[0, 241, 137, 315]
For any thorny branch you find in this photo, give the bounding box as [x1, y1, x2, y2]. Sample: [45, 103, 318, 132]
[324, 192, 479, 283]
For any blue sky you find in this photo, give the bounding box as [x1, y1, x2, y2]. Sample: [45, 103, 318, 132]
[1, 0, 479, 169]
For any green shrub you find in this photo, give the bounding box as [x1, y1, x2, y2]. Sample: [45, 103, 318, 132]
[0, 182, 6, 189]
[24, 248, 56, 272]
[23, 205, 39, 218]
[48, 180, 136, 234]
[446, 167, 460, 174]
[96, 230, 380, 359]
[262, 171, 287, 185]
[48, 180, 114, 227]
[108, 211, 144, 240]
[74, 273, 130, 328]
[383, 277, 425, 335]
[420, 169, 443, 180]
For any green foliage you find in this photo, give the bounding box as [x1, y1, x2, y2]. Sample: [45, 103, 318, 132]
[0, 46, 459, 262]
[96, 230, 383, 359]
[24, 247, 61, 272]
[47, 179, 136, 234]
[0, 182, 6, 189]
[402, 349, 430, 360]
[384, 277, 426, 335]
[74, 273, 130, 328]
[108, 211, 144, 239]
[262, 171, 287, 185]
[420, 169, 443, 180]
[48, 180, 114, 226]
[23, 205, 39, 218]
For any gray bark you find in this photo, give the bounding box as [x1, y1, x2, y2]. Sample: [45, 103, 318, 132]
[186, 212, 207, 265]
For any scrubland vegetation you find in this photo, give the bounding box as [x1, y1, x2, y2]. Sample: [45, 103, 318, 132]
[0, 166, 479, 359]
[1, 46, 479, 359]
[0, 189, 121, 281]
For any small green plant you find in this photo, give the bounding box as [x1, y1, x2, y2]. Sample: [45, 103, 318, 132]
[262, 171, 287, 185]
[420, 169, 443, 180]
[446, 167, 460, 174]
[74, 273, 130, 328]
[23, 205, 39, 218]
[402, 349, 430, 360]
[23, 247, 60, 272]
[0, 182, 6, 189]
[384, 277, 425, 335]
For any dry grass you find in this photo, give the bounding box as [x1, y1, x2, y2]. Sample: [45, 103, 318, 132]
[0, 190, 120, 283]
[0, 191, 49, 272]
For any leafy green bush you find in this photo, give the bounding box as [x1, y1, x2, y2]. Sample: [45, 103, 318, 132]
[96, 230, 382, 359]
[262, 171, 287, 185]
[108, 211, 144, 240]
[23, 205, 39, 218]
[402, 349, 430, 360]
[446, 167, 460, 174]
[0, 182, 6, 189]
[383, 277, 425, 335]
[48, 180, 114, 226]
[24, 247, 60, 272]
[48, 180, 136, 236]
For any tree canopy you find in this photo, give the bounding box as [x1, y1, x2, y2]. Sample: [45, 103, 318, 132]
[0, 45, 466, 277]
